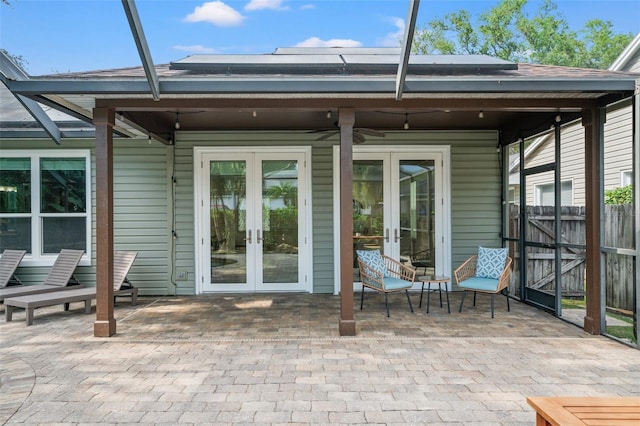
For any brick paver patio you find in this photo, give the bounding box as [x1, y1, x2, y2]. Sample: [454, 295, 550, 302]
[1, 292, 638, 425]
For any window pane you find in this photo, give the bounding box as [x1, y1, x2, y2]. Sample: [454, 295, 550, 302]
[42, 217, 86, 253]
[0, 158, 31, 213]
[40, 158, 86, 213]
[0, 217, 31, 252]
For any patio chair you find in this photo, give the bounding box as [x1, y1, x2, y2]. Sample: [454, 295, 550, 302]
[454, 246, 512, 318]
[0, 249, 26, 287]
[4, 250, 138, 325]
[356, 249, 415, 317]
[0, 249, 84, 303]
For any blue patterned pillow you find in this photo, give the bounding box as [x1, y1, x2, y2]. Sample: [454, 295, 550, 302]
[356, 249, 387, 276]
[476, 247, 508, 279]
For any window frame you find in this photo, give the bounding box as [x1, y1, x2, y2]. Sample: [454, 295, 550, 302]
[533, 179, 574, 206]
[0, 150, 91, 267]
[621, 170, 632, 187]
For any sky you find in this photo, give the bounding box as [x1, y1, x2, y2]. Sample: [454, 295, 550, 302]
[1, 0, 639, 76]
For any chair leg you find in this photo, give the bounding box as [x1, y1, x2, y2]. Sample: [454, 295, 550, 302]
[490, 294, 495, 318]
[504, 288, 510, 312]
[459, 290, 467, 313]
[385, 293, 390, 317]
[360, 284, 365, 310]
[419, 282, 425, 308]
[473, 291, 477, 306]
[405, 289, 414, 313]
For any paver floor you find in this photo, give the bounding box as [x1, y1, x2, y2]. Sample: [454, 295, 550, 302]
[1, 292, 638, 425]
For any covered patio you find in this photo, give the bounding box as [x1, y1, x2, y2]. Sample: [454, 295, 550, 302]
[1, 0, 638, 343]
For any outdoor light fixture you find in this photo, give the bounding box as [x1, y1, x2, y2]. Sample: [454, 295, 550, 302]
[252, 110, 257, 117]
[175, 113, 180, 130]
[326, 110, 332, 119]
[478, 111, 484, 119]
[555, 114, 561, 122]
[403, 113, 409, 130]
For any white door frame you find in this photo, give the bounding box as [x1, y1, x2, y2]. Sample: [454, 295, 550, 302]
[194, 146, 313, 294]
[332, 145, 451, 294]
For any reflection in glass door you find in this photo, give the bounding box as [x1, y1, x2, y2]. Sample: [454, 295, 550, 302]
[260, 159, 299, 285]
[196, 148, 310, 293]
[397, 159, 436, 275]
[209, 159, 249, 286]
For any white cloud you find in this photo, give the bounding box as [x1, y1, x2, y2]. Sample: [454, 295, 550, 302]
[379, 16, 405, 47]
[173, 45, 218, 54]
[245, 0, 288, 11]
[300, 4, 315, 10]
[295, 37, 362, 48]
[184, 1, 245, 27]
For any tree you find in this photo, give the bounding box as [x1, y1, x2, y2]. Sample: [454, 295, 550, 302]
[412, 0, 634, 69]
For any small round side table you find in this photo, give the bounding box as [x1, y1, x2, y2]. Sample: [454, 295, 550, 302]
[418, 275, 451, 313]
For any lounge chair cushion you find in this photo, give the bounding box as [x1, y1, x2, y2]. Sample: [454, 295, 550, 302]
[476, 246, 508, 279]
[458, 276, 499, 292]
[356, 249, 387, 277]
[381, 276, 413, 290]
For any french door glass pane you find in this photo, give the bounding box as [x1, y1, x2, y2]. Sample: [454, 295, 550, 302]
[353, 160, 384, 263]
[399, 160, 435, 274]
[210, 161, 247, 284]
[262, 160, 298, 283]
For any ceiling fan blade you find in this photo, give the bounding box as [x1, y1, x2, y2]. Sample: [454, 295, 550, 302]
[356, 128, 385, 137]
[315, 130, 338, 141]
[353, 132, 366, 144]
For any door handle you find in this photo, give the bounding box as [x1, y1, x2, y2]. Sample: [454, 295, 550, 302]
[394, 228, 401, 243]
[385, 228, 390, 243]
[257, 229, 262, 244]
[246, 229, 252, 244]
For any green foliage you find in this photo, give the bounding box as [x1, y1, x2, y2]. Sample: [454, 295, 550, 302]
[412, 0, 634, 68]
[604, 185, 633, 205]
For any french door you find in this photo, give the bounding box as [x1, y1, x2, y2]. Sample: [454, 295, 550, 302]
[334, 146, 451, 291]
[195, 147, 311, 293]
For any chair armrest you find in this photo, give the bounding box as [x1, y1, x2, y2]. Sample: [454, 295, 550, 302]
[496, 256, 513, 292]
[357, 259, 385, 290]
[383, 255, 416, 283]
[454, 255, 477, 284]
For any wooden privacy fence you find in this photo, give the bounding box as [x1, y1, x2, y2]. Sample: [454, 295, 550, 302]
[509, 205, 634, 311]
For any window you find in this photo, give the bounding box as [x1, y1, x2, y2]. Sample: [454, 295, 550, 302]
[534, 180, 573, 206]
[621, 170, 632, 187]
[0, 151, 91, 265]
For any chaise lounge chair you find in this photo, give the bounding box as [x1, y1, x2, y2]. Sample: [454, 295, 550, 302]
[0, 249, 84, 303]
[4, 251, 139, 325]
[0, 249, 27, 287]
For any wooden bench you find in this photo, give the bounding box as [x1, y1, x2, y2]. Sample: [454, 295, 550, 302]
[527, 396, 640, 426]
[4, 286, 138, 326]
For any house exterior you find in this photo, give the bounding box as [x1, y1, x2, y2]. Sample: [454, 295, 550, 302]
[1, 41, 638, 341]
[509, 33, 640, 206]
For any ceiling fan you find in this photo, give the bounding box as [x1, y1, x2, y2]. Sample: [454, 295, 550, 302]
[312, 123, 385, 144]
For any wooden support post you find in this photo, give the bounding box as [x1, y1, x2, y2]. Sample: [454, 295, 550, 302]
[339, 108, 356, 336]
[582, 107, 602, 335]
[93, 107, 116, 337]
